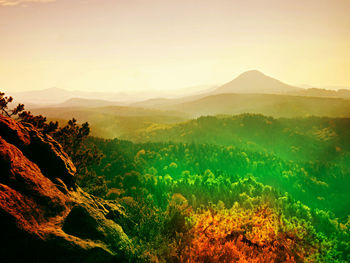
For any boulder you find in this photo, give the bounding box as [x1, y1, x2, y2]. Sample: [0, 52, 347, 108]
[0, 115, 136, 263]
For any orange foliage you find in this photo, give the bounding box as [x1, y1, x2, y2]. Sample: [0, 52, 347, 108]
[180, 204, 315, 263]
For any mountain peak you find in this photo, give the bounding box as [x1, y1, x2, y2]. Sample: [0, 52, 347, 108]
[238, 70, 266, 78]
[214, 70, 300, 94]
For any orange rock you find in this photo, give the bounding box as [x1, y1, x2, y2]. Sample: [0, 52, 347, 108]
[0, 115, 133, 263]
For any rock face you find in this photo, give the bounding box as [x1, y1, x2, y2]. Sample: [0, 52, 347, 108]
[0, 115, 135, 263]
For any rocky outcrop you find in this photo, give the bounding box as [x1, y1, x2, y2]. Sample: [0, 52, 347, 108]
[0, 115, 135, 263]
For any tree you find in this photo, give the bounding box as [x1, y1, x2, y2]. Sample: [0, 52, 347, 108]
[0, 91, 106, 196]
[0, 92, 24, 117]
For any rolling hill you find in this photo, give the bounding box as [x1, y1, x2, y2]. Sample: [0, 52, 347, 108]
[30, 105, 188, 139]
[153, 93, 350, 118]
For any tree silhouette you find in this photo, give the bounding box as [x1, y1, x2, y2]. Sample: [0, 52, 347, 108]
[0, 91, 106, 196]
[0, 92, 24, 117]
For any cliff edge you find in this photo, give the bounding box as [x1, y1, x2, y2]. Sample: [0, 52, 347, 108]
[0, 115, 135, 263]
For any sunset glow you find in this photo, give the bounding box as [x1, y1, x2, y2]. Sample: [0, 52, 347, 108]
[1, 0, 349, 93]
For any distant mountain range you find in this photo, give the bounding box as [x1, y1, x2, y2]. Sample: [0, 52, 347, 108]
[8, 87, 130, 106]
[7, 85, 218, 107]
[130, 70, 350, 113]
[6, 70, 350, 109]
[4, 70, 350, 134]
[4, 70, 346, 139]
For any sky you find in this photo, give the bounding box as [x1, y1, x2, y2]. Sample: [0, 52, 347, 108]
[1, 0, 350, 93]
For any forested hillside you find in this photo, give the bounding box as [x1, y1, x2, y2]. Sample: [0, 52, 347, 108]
[89, 138, 350, 217]
[79, 114, 350, 261]
[129, 114, 350, 161]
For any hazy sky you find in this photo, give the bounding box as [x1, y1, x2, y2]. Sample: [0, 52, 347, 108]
[1, 0, 349, 93]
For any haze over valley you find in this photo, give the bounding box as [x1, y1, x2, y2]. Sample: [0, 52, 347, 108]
[13, 70, 350, 139]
